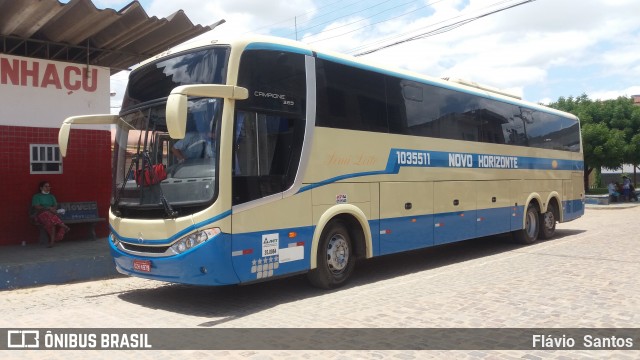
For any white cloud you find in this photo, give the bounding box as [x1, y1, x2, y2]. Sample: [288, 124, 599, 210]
[304, 0, 640, 102]
[590, 86, 640, 101]
[145, 0, 316, 39]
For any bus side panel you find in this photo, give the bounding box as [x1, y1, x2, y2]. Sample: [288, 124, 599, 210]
[562, 173, 584, 222]
[230, 226, 314, 283]
[563, 179, 573, 220]
[510, 180, 525, 231]
[379, 182, 434, 255]
[433, 181, 477, 245]
[476, 181, 512, 237]
[231, 193, 313, 283]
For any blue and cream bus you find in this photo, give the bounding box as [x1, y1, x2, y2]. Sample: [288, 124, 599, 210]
[59, 35, 584, 289]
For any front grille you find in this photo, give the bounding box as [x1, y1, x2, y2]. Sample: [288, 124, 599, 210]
[121, 243, 170, 253]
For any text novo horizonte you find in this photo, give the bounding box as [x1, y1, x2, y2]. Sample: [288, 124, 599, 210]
[449, 153, 518, 169]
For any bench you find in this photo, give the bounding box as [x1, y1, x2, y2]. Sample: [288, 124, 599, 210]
[32, 201, 106, 243]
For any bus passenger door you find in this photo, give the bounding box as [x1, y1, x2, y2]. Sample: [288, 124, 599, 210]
[379, 182, 434, 255]
[476, 181, 512, 237]
[433, 181, 477, 245]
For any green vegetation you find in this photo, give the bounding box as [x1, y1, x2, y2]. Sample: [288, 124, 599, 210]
[586, 188, 608, 195]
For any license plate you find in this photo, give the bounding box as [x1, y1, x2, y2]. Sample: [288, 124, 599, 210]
[133, 259, 151, 272]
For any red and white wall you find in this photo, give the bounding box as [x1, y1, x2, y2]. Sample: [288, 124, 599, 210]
[0, 54, 112, 245]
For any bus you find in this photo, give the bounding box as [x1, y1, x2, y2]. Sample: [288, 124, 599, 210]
[58, 36, 584, 289]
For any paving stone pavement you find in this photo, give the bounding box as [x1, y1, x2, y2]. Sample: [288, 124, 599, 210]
[1, 206, 639, 359]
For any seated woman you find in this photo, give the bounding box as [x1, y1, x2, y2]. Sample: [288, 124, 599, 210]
[32, 181, 70, 247]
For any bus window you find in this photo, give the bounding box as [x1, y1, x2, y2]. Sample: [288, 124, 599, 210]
[529, 111, 580, 151]
[316, 58, 388, 133]
[232, 111, 305, 205]
[236, 49, 306, 117]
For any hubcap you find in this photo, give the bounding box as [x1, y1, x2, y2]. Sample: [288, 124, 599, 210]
[525, 210, 537, 238]
[326, 233, 349, 274]
[544, 211, 555, 230]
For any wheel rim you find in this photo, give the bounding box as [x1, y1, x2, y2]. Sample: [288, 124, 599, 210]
[326, 233, 349, 274]
[525, 210, 537, 238]
[543, 211, 555, 230]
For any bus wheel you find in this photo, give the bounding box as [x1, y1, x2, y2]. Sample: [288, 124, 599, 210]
[308, 220, 355, 289]
[513, 204, 539, 244]
[539, 206, 557, 239]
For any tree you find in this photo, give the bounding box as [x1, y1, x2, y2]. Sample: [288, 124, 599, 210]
[581, 123, 626, 187]
[548, 95, 640, 188]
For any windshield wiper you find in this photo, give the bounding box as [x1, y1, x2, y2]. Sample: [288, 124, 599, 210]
[112, 151, 178, 218]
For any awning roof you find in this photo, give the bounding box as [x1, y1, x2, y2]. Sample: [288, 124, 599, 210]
[0, 0, 221, 75]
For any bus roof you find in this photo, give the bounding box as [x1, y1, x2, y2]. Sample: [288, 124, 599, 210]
[135, 35, 578, 121]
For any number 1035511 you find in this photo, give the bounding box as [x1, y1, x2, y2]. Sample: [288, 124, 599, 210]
[396, 151, 431, 166]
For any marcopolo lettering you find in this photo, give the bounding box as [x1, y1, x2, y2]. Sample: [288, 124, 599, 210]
[0, 56, 98, 92]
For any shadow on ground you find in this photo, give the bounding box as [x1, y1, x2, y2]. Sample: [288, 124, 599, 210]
[116, 228, 585, 326]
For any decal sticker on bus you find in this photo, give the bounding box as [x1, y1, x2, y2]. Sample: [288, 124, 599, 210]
[262, 233, 279, 257]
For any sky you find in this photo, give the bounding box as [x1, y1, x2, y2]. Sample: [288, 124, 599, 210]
[89, 0, 640, 112]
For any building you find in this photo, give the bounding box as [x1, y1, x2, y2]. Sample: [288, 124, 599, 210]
[0, 0, 216, 246]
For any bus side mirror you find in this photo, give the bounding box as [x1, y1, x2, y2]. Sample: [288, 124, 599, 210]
[58, 114, 119, 157]
[166, 85, 249, 139]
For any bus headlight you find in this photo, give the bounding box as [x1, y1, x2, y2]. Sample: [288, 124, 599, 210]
[170, 228, 221, 254]
[111, 232, 120, 247]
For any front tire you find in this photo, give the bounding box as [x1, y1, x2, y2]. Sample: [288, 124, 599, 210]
[513, 204, 539, 244]
[308, 220, 355, 289]
[539, 206, 557, 240]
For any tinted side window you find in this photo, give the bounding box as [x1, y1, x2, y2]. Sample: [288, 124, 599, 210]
[560, 118, 581, 152]
[315, 62, 580, 152]
[528, 111, 580, 151]
[237, 50, 306, 117]
[387, 77, 482, 141]
[500, 112, 527, 146]
[431, 88, 480, 142]
[232, 111, 305, 205]
[316, 59, 388, 132]
[386, 77, 437, 137]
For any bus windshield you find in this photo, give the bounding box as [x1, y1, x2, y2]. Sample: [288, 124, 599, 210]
[111, 46, 229, 219]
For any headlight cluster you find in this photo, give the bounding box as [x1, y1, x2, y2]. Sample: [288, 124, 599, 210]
[110, 232, 120, 246]
[170, 228, 221, 254]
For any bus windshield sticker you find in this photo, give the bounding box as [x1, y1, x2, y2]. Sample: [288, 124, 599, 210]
[262, 233, 279, 257]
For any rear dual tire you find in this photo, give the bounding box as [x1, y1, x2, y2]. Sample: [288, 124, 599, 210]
[539, 206, 557, 240]
[512, 203, 558, 244]
[513, 204, 539, 244]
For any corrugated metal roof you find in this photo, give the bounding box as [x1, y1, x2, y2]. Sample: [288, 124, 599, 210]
[0, 0, 220, 74]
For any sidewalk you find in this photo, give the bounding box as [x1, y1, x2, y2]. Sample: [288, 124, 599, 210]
[585, 201, 640, 210]
[0, 238, 121, 290]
